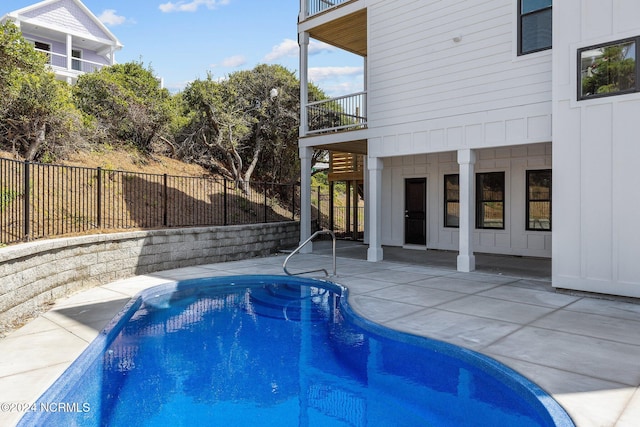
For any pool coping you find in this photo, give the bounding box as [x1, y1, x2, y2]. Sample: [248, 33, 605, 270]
[1, 252, 640, 426]
[19, 274, 574, 426]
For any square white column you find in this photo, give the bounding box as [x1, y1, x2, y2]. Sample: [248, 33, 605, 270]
[457, 149, 476, 272]
[367, 157, 383, 262]
[299, 146, 313, 253]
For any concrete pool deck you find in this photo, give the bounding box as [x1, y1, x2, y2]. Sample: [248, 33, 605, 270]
[1, 241, 640, 426]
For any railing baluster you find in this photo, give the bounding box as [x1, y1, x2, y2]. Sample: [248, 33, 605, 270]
[306, 91, 367, 134]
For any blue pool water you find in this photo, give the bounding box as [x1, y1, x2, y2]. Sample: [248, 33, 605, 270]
[19, 275, 574, 426]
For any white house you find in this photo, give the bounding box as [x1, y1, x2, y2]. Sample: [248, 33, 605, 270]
[297, 0, 640, 298]
[1, 0, 123, 84]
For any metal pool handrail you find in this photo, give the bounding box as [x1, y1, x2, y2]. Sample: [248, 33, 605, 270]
[283, 230, 336, 277]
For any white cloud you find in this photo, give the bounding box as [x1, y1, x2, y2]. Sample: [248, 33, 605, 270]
[263, 39, 337, 62]
[220, 55, 246, 68]
[98, 9, 127, 26]
[308, 66, 363, 83]
[159, 0, 230, 13]
[263, 39, 298, 62]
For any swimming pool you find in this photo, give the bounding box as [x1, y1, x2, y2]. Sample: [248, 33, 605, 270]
[19, 275, 574, 426]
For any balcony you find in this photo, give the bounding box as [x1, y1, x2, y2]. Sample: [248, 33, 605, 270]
[36, 48, 106, 76]
[300, 0, 367, 138]
[304, 0, 352, 18]
[306, 92, 367, 135]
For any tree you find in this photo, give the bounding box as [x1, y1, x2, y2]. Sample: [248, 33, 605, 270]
[3, 72, 82, 160]
[178, 64, 306, 191]
[0, 21, 82, 161]
[73, 62, 174, 152]
[0, 21, 46, 100]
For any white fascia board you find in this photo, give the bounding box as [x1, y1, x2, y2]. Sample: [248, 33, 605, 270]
[6, 0, 123, 49]
[15, 16, 122, 50]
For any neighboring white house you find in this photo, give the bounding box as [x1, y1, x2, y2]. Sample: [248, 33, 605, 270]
[1, 0, 123, 84]
[297, 0, 640, 298]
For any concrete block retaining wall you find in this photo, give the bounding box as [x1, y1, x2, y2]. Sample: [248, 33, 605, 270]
[0, 222, 300, 334]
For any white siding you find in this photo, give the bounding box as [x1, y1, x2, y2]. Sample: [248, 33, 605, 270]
[553, 0, 640, 297]
[367, 0, 552, 154]
[23, 0, 111, 41]
[380, 144, 552, 257]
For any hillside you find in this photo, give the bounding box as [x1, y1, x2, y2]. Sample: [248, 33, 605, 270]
[1, 147, 215, 178]
[1, 148, 299, 246]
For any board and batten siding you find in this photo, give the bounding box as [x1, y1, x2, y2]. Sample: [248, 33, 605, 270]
[379, 144, 551, 258]
[366, 0, 552, 157]
[553, 0, 640, 297]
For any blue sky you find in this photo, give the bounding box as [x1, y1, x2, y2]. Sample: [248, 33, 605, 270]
[3, 0, 364, 95]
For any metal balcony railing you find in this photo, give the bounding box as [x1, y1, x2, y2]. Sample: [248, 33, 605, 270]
[306, 91, 367, 135]
[35, 48, 106, 74]
[305, 0, 350, 18]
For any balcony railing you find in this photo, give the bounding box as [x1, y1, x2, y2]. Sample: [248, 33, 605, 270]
[306, 91, 367, 135]
[35, 48, 106, 74]
[305, 0, 350, 18]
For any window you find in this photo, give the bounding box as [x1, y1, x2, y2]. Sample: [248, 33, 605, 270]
[579, 37, 639, 100]
[444, 174, 459, 228]
[526, 170, 551, 231]
[33, 41, 51, 64]
[476, 172, 505, 229]
[518, 0, 552, 55]
[72, 49, 82, 71]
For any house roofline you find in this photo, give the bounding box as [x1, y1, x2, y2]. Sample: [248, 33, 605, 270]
[3, 0, 123, 49]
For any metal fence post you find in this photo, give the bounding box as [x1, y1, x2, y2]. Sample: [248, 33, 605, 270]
[23, 160, 30, 241]
[96, 167, 102, 228]
[317, 186, 321, 223]
[163, 174, 168, 227]
[223, 178, 228, 226]
[263, 183, 268, 223]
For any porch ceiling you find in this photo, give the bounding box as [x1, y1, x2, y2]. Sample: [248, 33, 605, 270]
[308, 9, 367, 56]
[314, 139, 367, 155]
[18, 21, 110, 51]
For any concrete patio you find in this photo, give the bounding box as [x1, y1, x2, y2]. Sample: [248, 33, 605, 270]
[1, 241, 639, 426]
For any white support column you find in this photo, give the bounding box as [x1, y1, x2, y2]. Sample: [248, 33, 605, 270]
[457, 149, 476, 272]
[66, 34, 73, 71]
[367, 157, 383, 262]
[299, 146, 313, 253]
[363, 155, 369, 244]
[298, 32, 309, 137]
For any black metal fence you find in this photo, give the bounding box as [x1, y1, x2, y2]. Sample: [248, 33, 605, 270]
[311, 186, 364, 240]
[0, 158, 299, 245]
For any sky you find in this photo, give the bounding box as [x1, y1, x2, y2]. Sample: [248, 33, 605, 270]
[3, 0, 364, 95]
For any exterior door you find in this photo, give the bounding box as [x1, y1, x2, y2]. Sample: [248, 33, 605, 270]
[405, 178, 426, 245]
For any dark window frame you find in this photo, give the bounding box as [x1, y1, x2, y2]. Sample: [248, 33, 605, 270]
[518, 0, 552, 55]
[578, 37, 640, 101]
[33, 41, 51, 64]
[71, 49, 82, 71]
[476, 172, 505, 230]
[444, 174, 459, 228]
[526, 169, 552, 231]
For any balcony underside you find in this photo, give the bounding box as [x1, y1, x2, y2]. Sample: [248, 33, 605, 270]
[313, 139, 367, 155]
[307, 8, 367, 56]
